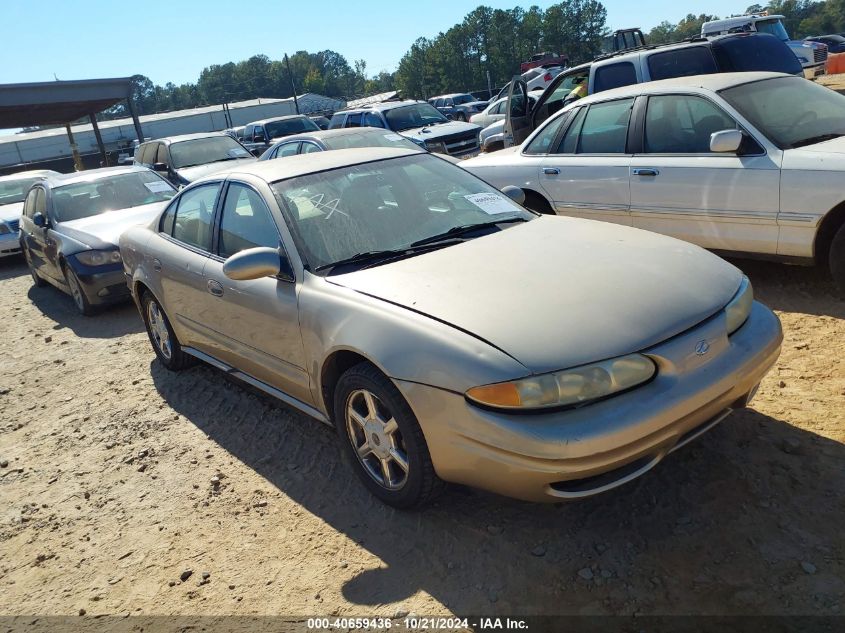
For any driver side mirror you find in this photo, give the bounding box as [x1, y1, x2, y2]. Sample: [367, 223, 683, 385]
[253, 133, 266, 143]
[223, 247, 294, 282]
[152, 162, 168, 173]
[501, 186, 526, 206]
[33, 212, 48, 228]
[710, 129, 743, 154]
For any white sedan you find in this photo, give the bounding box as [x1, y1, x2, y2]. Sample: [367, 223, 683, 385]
[463, 72, 845, 291]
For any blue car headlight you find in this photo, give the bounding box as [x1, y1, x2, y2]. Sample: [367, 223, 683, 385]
[75, 249, 122, 266]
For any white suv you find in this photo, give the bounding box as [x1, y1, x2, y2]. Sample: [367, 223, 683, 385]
[463, 72, 845, 291]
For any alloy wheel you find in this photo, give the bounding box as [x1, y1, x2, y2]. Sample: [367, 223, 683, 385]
[146, 299, 172, 360]
[66, 270, 86, 312]
[345, 389, 409, 490]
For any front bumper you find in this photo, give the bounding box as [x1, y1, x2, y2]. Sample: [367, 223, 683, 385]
[68, 257, 131, 306]
[0, 232, 21, 258]
[397, 302, 782, 502]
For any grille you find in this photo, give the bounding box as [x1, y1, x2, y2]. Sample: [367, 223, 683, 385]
[441, 132, 480, 156]
[814, 44, 828, 63]
[6, 219, 20, 233]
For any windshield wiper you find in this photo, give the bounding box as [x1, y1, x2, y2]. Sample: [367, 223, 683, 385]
[315, 240, 465, 274]
[790, 133, 845, 148]
[410, 217, 528, 248]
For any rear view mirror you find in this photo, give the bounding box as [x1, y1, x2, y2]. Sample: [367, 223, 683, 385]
[710, 129, 743, 153]
[33, 212, 48, 228]
[223, 247, 292, 281]
[501, 186, 526, 206]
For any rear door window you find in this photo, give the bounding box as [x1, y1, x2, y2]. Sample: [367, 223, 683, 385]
[576, 98, 634, 154]
[593, 62, 637, 93]
[647, 47, 718, 81]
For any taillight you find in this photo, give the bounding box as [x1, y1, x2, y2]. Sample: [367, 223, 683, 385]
[544, 73, 552, 81]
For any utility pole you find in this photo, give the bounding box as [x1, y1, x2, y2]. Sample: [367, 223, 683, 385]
[64, 123, 84, 172]
[486, 70, 492, 99]
[284, 54, 300, 114]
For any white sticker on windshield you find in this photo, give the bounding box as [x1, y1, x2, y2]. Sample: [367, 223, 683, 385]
[383, 133, 404, 142]
[144, 181, 173, 193]
[464, 193, 515, 215]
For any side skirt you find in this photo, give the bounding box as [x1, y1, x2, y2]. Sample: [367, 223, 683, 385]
[182, 346, 330, 426]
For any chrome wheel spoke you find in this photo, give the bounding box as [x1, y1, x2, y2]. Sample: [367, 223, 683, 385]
[389, 448, 409, 473]
[382, 417, 398, 436]
[356, 442, 372, 458]
[362, 391, 378, 420]
[348, 410, 367, 430]
[379, 458, 393, 486]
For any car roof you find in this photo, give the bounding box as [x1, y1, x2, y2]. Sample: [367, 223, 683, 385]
[248, 114, 309, 126]
[0, 169, 61, 182]
[574, 71, 791, 105]
[196, 147, 422, 185]
[43, 165, 154, 187]
[336, 100, 425, 114]
[146, 132, 229, 145]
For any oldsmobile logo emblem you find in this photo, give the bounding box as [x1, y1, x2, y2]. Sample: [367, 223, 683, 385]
[695, 340, 711, 356]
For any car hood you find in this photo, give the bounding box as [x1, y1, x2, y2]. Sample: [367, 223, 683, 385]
[329, 216, 742, 375]
[790, 135, 845, 154]
[175, 158, 256, 182]
[782, 136, 845, 169]
[59, 202, 168, 249]
[0, 201, 24, 222]
[401, 120, 480, 142]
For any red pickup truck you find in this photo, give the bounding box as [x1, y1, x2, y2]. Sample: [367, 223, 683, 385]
[520, 52, 568, 73]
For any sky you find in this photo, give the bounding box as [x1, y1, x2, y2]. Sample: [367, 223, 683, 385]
[2, 0, 748, 87]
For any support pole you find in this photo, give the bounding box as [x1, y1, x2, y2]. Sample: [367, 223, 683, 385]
[285, 54, 300, 114]
[64, 123, 84, 172]
[89, 113, 108, 167]
[126, 96, 144, 145]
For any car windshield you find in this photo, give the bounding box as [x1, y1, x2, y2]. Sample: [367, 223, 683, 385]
[0, 177, 41, 205]
[755, 18, 789, 41]
[52, 172, 176, 222]
[720, 76, 845, 149]
[453, 94, 475, 105]
[266, 117, 320, 138]
[324, 131, 422, 151]
[271, 153, 534, 272]
[384, 104, 449, 131]
[170, 136, 251, 169]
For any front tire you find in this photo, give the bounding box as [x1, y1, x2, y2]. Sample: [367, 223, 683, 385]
[829, 222, 845, 293]
[141, 291, 194, 370]
[333, 362, 443, 509]
[64, 266, 94, 316]
[455, 112, 466, 122]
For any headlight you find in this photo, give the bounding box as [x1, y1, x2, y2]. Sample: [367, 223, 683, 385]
[0, 222, 9, 235]
[75, 249, 122, 266]
[725, 276, 753, 335]
[426, 141, 447, 154]
[466, 353, 656, 411]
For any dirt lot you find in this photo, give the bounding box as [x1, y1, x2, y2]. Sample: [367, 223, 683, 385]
[0, 254, 843, 619]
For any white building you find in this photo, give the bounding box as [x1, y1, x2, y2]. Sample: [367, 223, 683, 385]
[0, 93, 344, 171]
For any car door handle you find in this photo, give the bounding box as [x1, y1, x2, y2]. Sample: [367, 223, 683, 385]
[542, 167, 561, 175]
[632, 168, 660, 177]
[152, 258, 162, 272]
[207, 280, 224, 297]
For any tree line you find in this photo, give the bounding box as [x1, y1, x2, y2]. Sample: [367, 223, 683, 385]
[25, 0, 845, 129]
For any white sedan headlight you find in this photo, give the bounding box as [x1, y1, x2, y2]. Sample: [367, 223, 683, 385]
[725, 276, 753, 335]
[466, 354, 656, 411]
[75, 249, 122, 266]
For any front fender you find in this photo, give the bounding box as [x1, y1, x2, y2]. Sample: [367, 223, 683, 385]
[298, 273, 529, 412]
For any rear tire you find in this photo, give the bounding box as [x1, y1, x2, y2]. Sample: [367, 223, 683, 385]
[829, 222, 845, 294]
[141, 291, 194, 370]
[333, 362, 443, 509]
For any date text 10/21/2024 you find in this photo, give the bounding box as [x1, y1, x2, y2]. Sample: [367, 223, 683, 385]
[306, 617, 529, 631]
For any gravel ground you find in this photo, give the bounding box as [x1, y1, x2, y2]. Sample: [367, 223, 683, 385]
[0, 254, 843, 618]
